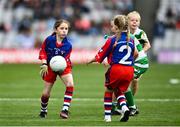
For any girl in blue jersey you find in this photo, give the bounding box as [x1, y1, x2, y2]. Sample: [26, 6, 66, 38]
[38, 19, 74, 119]
[87, 15, 138, 122]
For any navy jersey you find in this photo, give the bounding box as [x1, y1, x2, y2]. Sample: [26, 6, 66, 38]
[39, 34, 72, 66]
[95, 32, 135, 66]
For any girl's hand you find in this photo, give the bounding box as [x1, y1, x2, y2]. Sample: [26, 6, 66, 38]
[40, 64, 48, 78]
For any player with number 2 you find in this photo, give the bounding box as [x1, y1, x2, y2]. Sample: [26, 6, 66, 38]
[87, 15, 138, 122]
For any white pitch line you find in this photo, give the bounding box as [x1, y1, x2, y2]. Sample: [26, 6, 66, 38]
[0, 98, 180, 102]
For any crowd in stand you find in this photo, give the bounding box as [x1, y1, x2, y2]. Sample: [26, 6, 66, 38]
[154, 0, 180, 38]
[0, 0, 133, 49]
[153, 0, 180, 56]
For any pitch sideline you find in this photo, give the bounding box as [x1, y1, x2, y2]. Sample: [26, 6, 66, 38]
[0, 98, 180, 102]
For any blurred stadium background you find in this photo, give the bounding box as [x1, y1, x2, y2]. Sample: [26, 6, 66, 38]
[0, 0, 180, 126]
[0, 0, 180, 64]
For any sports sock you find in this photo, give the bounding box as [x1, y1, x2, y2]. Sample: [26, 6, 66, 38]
[104, 91, 113, 117]
[62, 86, 74, 111]
[40, 95, 49, 112]
[125, 90, 135, 108]
[117, 94, 129, 112]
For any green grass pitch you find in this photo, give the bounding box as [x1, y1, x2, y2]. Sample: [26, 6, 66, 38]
[0, 63, 180, 126]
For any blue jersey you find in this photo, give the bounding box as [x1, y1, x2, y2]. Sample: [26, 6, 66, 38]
[95, 32, 135, 66]
[39, 34, 72, 65]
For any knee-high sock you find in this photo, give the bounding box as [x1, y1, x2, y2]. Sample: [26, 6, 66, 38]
[117, 94, 129, 112]
[125, 89, 135, 108]
[104, 91, 112, 117]
[62, 86, 74, 111]
[40, 95, 49, 112]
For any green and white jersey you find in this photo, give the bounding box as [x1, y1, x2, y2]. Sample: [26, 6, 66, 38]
[134, 37, 147, 62]
[130, 32, 149, 79]
[134, 28, 149, 47]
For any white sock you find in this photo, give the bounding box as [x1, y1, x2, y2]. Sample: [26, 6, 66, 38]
[104, 115, 111, 120]
[121, 105, 129, 113]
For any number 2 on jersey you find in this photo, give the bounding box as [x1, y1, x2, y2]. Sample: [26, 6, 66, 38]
[118, 45, 132, 65]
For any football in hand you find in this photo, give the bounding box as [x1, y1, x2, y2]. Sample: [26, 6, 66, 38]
[50, 56, 67, 72]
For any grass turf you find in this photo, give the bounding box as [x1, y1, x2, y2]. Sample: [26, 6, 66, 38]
[0, 63, 180, 126]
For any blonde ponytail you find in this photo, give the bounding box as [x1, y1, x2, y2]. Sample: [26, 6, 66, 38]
[113, 15, 130, 49]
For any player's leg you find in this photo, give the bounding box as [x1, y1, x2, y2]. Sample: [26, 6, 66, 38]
[39, 67, 56, 118]
[39, 81, 53, 118]
[129, 61, 149, 115]
[111, 92, 121, 115]
[115, 90, 130, 122]
[111, 91, 123, 115]
[117, 66, 134, 122]
[104, 67, 114, 122]
[131, 78, 139, 95]
[133, 58, 149, 95]
[111, 85, 138, 116]
[125, 87, 135, 108]
[104, 87, 113, 122]
[125, 87, 139, 116]
[115, 80, 133, 121]
[60, 73, 74, 119]
[130, 67, 144, 115]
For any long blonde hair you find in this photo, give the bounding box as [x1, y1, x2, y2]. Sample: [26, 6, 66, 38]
[113, 15, 130, 47]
